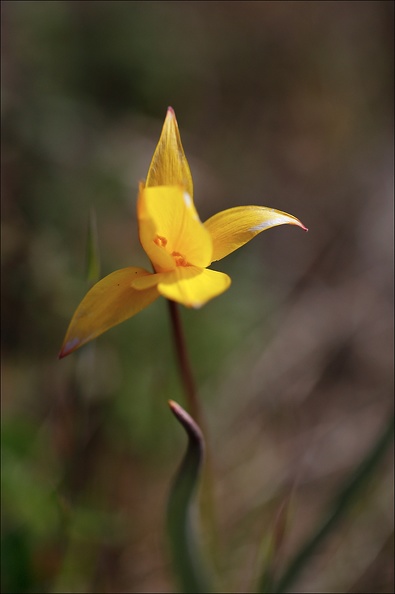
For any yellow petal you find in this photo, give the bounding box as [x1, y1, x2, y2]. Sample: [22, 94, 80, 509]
[145, 107, 193, 199]
[137, 185, 212, 272]
[137, 184, 176, 272]
[59, 267, 159, 358]
[204, 205, 308, 262]
[133, 266, 231, 308]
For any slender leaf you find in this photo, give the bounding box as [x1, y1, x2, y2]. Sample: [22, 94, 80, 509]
[256, 495, 292, 593]
[270, 415, 394, 593]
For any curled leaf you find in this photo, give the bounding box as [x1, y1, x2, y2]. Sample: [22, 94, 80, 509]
[167, 400, 212, 593]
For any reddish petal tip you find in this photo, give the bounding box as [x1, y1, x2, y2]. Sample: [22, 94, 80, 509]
[166, 107, 177, 122]
[58, 337, 80, 359]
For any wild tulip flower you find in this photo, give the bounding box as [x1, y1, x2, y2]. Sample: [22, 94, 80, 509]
[59, 108, 307, 358]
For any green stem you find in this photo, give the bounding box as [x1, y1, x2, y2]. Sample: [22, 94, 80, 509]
[270, 415, 394, 594]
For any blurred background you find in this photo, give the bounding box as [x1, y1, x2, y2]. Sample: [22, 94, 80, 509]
[1, 1, 393, 592]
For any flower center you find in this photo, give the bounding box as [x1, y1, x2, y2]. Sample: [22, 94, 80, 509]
[154, 235, 189, 267]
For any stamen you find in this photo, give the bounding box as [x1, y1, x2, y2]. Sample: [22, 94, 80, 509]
[154, 235, 168, 247]
[154, 236, 188, 266]
[172, 251, 188, 267]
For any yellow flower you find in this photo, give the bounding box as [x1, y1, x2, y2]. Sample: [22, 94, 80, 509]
[59, 108, 307, 358]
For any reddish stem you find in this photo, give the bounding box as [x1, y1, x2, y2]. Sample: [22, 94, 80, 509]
[167, 299, 202, 426]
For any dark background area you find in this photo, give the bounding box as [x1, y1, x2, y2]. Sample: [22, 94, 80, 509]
[1, 2, 393, 592]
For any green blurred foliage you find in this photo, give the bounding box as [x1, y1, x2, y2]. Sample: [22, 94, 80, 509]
[1, 1, 393, 592]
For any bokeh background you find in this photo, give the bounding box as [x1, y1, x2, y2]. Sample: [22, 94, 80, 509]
[1, 1, 393, 592]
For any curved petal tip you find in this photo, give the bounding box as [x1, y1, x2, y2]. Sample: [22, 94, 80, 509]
[58, 337, 81, 359]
